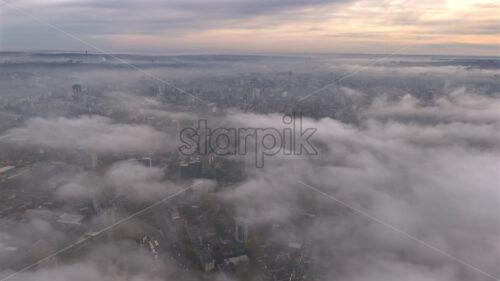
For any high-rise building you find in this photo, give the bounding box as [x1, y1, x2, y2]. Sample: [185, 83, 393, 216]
[235, 217, 251, 242]
[128, 157, 152, 168]
[90, 153, 98, 169]
[180, 158, 202, 179]
[251, 88, 261, 99]
[72, 84, 82, 94]
[72, 84, 86, 103]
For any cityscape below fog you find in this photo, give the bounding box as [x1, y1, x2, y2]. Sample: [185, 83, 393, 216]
[0, 50, 498, 281]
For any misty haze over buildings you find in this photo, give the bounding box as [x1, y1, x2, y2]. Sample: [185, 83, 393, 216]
[0, 51, 497, 281]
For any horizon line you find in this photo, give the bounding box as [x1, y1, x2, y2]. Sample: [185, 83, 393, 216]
[0, 49, 499, 59]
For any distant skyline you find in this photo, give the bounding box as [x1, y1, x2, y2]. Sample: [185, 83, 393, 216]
[0, 0, 499, 56]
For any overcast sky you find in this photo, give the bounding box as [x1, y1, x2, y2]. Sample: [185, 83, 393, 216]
[0, 0, 499, 56]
